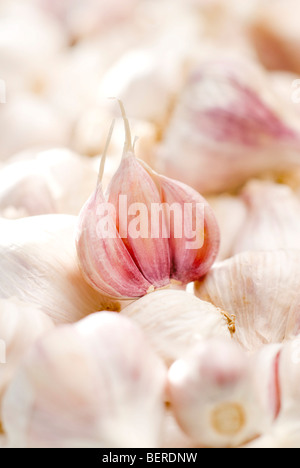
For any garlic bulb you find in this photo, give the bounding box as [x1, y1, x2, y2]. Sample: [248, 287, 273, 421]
[168, 338, 271, 448]
[0, 215, 118, 324]
[156, 57, 300, 195]
[0, 297, 54, 406]
[76, 102, 220, 300]
[195, 250, 300, 352]
[34, 0, 139, 42]
[121, 289, 232, 366]
[232, 180, 300, 255]
[2, 312, 167, 448]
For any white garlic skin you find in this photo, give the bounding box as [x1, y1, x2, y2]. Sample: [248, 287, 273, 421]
[0, 215, 118, 324]
[2, 312, 167, 448]
[121, 289, 231, 367]
[195, 250, 300, 352]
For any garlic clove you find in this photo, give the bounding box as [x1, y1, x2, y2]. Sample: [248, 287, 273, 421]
[167, 338, 271, 448]
[121, 289, 232, 367]
[77, 102, 220, 300]
[106, 133, 171, 290]
[76, 185, 153, 299]
[0, 214, 118, 323]
[159, 175, 220, 283]
[156, 57, 300, 195]
[2, 312, 167, 448]
[233, 179, 300, 255]
[195, 250, 300, 352]
[0, 297, 54, 409]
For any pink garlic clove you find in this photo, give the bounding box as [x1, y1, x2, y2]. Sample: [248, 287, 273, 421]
[159, 175, 220, 283]
[77, 102, 220, 300]
[77, 184, 152, 299]
[106, 105, 170, 289]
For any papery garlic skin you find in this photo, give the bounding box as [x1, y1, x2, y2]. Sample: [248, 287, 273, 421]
[156, 58, 300, 194]
[168, 338, 270, 448]
[0, 215, 117, 324]
[195, 250, 300, 352]
[121, 289, 231, 367]
[0, 298, 54, 407]
[2, 312, 167, 448]
[232, 180, 300, 255]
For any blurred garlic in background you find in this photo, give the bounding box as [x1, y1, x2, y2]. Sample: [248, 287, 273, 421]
[0, 148, 102, 218]
[195, 250, 300, 352]
[97, 3, 202, 129]
[248, 0, 300, 75]
[156, 57, 300, 195]
[0, 0, 67, 96]
[2, 312, 167, 448]
[0, 94, 71, 161]
[121, 289, 232, 367]
[33, 0, 139, 43]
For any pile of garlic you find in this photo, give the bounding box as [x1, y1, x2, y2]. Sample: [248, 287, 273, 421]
[2, 0, 300, 449]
